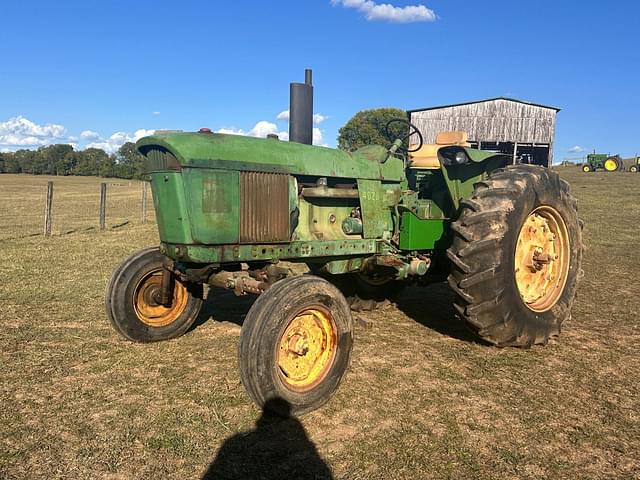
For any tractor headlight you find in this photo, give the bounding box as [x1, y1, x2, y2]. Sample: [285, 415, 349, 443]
[454, 151, 468, 164]
[440, 147, 470, 166]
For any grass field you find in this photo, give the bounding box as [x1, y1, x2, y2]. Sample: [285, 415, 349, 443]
[1, 169, 639, 479]
[0, 174, 149, 241]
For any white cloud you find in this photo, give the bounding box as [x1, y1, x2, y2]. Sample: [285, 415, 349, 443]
[313, 113, 329, 125]
[248, 121, 281, 138]
[216, 127, 246, 135]
[80, 130, 100, 140]
[0, 116, 156, 153]
[218, 121, 289, 141]
[152, 111, 161, 116]
[313, 128, 327, 147]
[276, 110, 290, 121]
[217, 121, 324, 144]
[85, 128, 155, 154]
[331, 0, 436, 23]
[568, 146, 587, 153]
[0, 116, 67, 147]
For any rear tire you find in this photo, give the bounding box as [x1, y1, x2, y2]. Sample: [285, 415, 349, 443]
[604, 156, 622, 172]
[447, 165, 584, 347]
[105, 247, 203, 342]
[238, 275, 353, 416]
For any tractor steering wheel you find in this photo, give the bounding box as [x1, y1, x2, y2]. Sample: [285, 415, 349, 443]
[384, 118, 423, 153]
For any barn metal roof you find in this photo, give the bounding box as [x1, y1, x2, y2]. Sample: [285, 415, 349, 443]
[407, 97, 561, 114]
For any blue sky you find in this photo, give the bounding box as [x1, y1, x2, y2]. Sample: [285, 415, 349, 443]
[1, 0, 639, 160]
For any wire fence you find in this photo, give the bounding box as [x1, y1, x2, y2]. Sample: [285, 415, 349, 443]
[0, 175, 154, 241]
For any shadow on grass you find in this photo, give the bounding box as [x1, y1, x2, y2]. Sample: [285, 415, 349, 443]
[202, 397, 333, 480]
[395, 282, 488, 345]
[189, 280, 485, 345]
[191, 289, 258, 332]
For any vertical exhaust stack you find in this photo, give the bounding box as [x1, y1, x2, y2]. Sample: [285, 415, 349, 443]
[289, 69, 313, 145]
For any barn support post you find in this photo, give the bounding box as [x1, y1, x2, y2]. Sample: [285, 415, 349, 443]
[512, 142, 519, 164]
[548, 143, 554, 167]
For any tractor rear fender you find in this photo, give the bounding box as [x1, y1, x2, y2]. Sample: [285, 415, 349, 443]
[437, 146, 511, 210]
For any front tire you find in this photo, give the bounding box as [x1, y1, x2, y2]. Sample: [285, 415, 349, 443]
[238, 275, 353, 416]
[105, 247, 203, 342]
[447, 165, 584, 347]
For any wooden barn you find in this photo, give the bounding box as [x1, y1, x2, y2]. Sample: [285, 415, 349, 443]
[408, 98, 560, 167]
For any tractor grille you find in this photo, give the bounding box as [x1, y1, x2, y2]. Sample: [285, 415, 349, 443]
[239, 171, 290, 243]
[144, 147, 180, 171]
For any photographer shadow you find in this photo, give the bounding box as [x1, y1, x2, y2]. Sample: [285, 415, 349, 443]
[202, 397, 333, 480]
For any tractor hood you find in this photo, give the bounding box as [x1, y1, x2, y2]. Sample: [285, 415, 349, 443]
[137, 132, 404, 181]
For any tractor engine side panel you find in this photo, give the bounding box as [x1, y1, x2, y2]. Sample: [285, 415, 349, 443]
[149, 171, 196, 245]
[181, 168, 240, 244]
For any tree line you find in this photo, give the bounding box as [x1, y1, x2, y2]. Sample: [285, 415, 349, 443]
[1, 108, 408, 179]
[0, 142, 147, 179]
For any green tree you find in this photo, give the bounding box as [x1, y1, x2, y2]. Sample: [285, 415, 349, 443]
[99, 154, 116, 178]
[337, 108, 407, 152]
[13, 149, 37, 174]
[57, 151, 78, 175]
[115, 142, 147, 179]
[1, 151, 22, 173]
[73, 148, 109, 176]
[36, 144, 74, 175]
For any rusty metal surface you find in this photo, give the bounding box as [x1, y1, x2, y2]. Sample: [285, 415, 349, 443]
[160, 238, 379, 264]
[240, 171, 290, 244]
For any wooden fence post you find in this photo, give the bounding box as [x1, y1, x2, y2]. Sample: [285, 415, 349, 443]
[99, 182, 107, 230]
[141, 181, 148, 224]
[44, 181, 53, 236]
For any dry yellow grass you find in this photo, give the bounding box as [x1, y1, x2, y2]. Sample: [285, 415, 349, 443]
[1, 168, 639, 479]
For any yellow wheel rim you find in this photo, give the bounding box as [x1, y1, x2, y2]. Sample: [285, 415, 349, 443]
[277, 307, 337, 392]
[582, 165, 590, 172]
[604, 158, 618, 171]
[514, 206, 570, 312]
[133, 270, 189, 327]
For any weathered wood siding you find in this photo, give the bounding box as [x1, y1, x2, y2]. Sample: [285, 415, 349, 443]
[410, 99, 557, 144]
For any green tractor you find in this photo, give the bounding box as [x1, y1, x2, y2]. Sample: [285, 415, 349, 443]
[626, 156, 640, 173]
[581, 153, 624, 172]
[106, 72, 584, 415]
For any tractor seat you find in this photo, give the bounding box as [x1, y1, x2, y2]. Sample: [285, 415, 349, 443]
[409, 131, 470, 169]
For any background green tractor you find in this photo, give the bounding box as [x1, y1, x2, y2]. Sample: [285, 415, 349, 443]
[581, 153, 624, 172]
[625, 156, 640, 172]
[106, 71, 584, 415]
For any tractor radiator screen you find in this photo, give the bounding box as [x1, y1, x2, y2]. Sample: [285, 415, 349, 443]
[239, 171, 290, 243]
